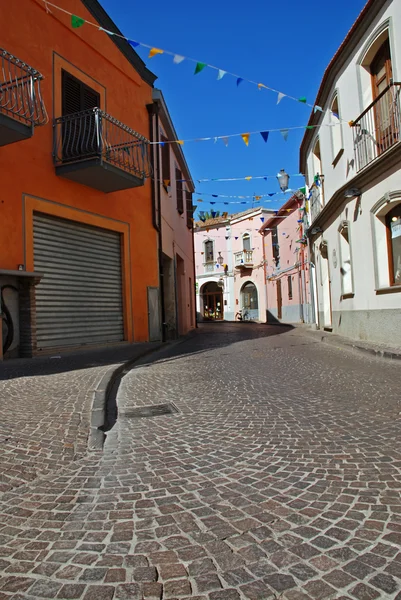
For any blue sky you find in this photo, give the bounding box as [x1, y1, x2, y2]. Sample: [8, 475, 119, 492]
[100, 0, 366, 215]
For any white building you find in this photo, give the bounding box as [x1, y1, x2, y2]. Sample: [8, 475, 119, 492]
[300, 0, 401, 346]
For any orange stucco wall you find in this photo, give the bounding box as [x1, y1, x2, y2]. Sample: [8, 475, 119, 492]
[0, 0, 159, 342]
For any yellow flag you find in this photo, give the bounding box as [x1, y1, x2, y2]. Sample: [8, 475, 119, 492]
[176, 140, 184, 145]
[149, 48, 164, 58]
[258, 83, 267, 90]
[245, 176, 252, 180]
[241, 133, 250, 146]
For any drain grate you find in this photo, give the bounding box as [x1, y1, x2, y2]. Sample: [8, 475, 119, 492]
[121, 403, 179, 419]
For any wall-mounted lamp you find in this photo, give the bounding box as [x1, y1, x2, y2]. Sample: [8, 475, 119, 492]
[344, 188, 362, 198]
[277, 169, 290, 192]
[217, 251, 224, 265]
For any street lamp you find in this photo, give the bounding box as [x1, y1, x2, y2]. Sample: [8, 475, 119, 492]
[277, 169, 290, 192]
[217, 251, 224, 265]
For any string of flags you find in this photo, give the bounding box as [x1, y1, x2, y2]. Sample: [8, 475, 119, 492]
[153, 121, 343, 146]
[43, 0, 341, 116]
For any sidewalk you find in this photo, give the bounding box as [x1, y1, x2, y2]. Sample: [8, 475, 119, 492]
[293, 324, 401, 360]
[0, 341, 164, 496]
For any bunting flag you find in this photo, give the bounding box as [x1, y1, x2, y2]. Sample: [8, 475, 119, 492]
[43, 0, 341, 115]
[148, 48, 164, 58]
[280, 129, 289, 141]
[241, 133, 250, 146]
[176, 140, 184, 145]
[217, 70, 226, 80]
[194, 62, 207, 74]
[260, 217, 265, 222]
[314, 105, 323, 113]
[222, 137, 229, 147]
[163, 179, 170, 187]
[129, 40, 140, 48]
[245, 176, 252, 181]
[260, 131, 269, 143]
[71, 14, 85, 28]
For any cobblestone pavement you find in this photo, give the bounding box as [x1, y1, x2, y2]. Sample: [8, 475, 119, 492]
[0, 343, 157, 494]
[1, 323, 401, 599]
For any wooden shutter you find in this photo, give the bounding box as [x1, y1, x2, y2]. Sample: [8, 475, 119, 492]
[186, 191, 193, 228]
[176, 167, 184, 214]
[161, 136, 170, 187]
[62, 70, 100, 115]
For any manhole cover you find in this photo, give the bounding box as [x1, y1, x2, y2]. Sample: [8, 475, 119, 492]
[121, 403, 179, 419]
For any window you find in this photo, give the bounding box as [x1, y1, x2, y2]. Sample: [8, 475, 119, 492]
[243, 233, 251, 251]
[61, 70, 100, 160]
[312, 138, 324, 204]
[387, 206, 401, 286]
[176, 167, 184, 214]
[186, 191, 193, 229]
[338, 221, 354, 296]
[241, 282, 258, 309]
[272, 227, 279, 267]
[204, 240, 214, 264]
[161, 135, 170, 188]
[288, 275, 293, 300]
[330, 94, 343, 164]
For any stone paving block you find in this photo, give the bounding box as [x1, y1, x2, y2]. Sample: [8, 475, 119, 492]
[57, 583, 87, 599]
[114, 583, 141, 600]
[83, 585, 115, 600]
[163, 578, 192, 597]
[142, 582, 163, 599]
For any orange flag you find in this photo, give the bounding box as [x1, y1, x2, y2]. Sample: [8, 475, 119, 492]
[241, 133, 250, 146]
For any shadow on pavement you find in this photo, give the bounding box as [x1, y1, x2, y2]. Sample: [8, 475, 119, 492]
[0, 322, 294, 381]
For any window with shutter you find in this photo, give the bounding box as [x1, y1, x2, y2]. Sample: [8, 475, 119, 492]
[61, 70, 100, 161]
[176, 167, 184, 214]
[161, 135, 170, 188]
[186, 191, 193, 228]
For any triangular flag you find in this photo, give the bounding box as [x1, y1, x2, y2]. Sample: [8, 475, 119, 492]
[197, 199, 203, 203]
[71, 15, 85, 28]
[194, 62, 207, 75]
[314, 105, 323, 113]
[214, 137, 218, 144]
[173, 55, 185, 64]
[255, 196, 261, 200]
[222, 137, 229, 147]
[149, 48, 164, 58]
[217, 70, 226, 80]
[280, 129, 289, 141]
[176, 140, 184, 145]
[128, 40, 140, 48]
[332, 111, 339, 119]
[268, 193, 275, 197]
[260, 217, 265, 223]
[241, 133, 250, 146]
[163, 179, 170, 187]
[212, 195, 218, 198]
[277, 92, 286, 104]
[210, 202, 216, 205]
[298, 97, 307, 103]
[159, 142, 165, 147]
[235, 237, 239, 240]
[305, 126, 314, 130]
[258, 83, 267, 90]
[237, 78, 243, 87]
[299, 186, 306, 194]
[260, 131, 269, 143]
[245, 176, 252, 181]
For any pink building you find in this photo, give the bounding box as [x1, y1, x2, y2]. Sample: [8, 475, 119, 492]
[148, 90, 196, 339]
[195, 208, 274, 322]
[261, 193, 312, 323]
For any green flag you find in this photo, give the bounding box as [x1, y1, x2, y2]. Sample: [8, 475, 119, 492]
[71, 15, 85, 28]
[194, 62, 207, 75]
[298, 97, 307, 103]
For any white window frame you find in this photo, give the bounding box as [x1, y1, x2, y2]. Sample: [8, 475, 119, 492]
[329, 92, 343, 166]
[203, 239, 215, 265]
[371, 192, 401, 291]
[242, 231, 251, 251]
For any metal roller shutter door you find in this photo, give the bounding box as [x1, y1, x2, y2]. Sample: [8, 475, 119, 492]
[33, 213, 124, 349]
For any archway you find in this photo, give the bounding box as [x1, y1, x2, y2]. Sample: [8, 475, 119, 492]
[240, 281, 259, 320]
[201, 281, 224, 321]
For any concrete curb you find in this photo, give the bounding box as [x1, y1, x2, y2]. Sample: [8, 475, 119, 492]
[88, 330, 198, 451]
[292, 325, 401, 361]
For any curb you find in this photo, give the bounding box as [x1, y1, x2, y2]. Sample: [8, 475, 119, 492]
[292, 326, 401, 362]
[88, 330, 198, 451]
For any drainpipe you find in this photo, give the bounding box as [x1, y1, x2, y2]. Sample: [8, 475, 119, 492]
[147, 101, 166, 342]
[260, 229, 268, 323]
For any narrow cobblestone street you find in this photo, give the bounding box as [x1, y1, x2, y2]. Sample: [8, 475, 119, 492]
[1, 323, 401, 600]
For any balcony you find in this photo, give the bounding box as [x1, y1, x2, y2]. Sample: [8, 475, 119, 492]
[0, 47, 47, 146]
[309, 182, 324, 222]
[352, 82, 401, 172]
[53, 108, 151, 192]
[204, 262, 215, 273]
[234, 250, 253, 268]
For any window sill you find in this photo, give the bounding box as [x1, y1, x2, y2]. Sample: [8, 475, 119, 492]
[376, 285, 401, 295]
[341, 292, 354, 300]
[332, 148, 344, 168]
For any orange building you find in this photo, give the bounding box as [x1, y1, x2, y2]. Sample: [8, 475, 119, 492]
[0, 0, 163, 358]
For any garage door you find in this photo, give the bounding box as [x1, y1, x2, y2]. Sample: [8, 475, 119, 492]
[33, 213, 124, 349]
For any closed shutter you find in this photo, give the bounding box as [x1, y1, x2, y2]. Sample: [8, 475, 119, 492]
[186, 191, 193, 229]
[176, 167, 184, 214]
[33, 213, 124, 349]
[62, 70, 100, 115]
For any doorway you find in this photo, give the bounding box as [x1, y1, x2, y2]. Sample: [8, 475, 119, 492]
[201, 282, 223, 321]
[319, 241, 332, 329]
[276, 279, 282, 320]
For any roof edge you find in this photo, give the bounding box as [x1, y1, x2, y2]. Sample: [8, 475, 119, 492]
[81, 0, 157, 87]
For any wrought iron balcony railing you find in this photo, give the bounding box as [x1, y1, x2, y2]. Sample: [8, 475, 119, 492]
[309, 182, 324, 222]
[0, 48, 47, 145]
[53, 108, 151, 191]
[352, 82, 401, 172]
[234, 250, 253, 268]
